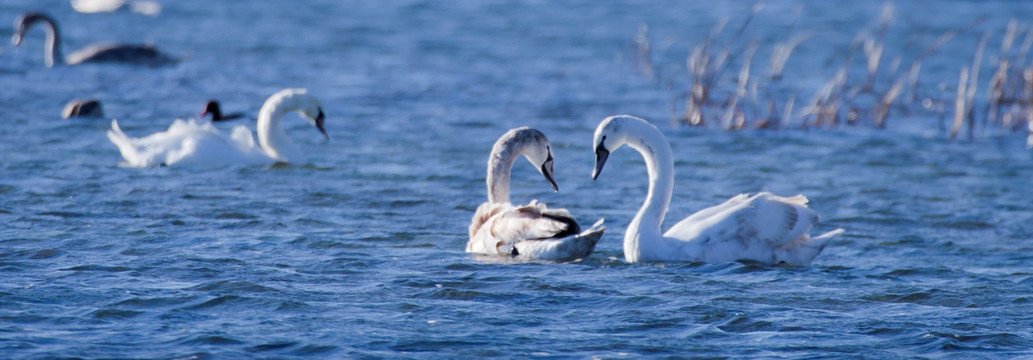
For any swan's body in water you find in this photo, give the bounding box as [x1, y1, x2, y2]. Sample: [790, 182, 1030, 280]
[591, 115, 843, 265]
[201, 100, 247, 122]
[107, 88, 327, 167]
[468, 127, 604, 262]
[62, 99, 103, 119]
[12, 12, 174, 67]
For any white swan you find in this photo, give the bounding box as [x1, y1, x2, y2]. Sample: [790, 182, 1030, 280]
[107, 88, 327, 167]
[12, 12, 174, 67]
[591, 115, 843, 265]
[70, 0, 161, 16]
[468, 127, 605, 262]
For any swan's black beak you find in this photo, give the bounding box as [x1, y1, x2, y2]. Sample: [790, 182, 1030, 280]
[592, 143, 609, 180]
[541, 154, 558, 192]
[315, 108, 328, 141]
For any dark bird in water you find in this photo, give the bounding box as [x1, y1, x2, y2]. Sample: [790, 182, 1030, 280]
[62, 99, 104, 119]
[200, 100, 246, 122]
[11, 12, 176, 67]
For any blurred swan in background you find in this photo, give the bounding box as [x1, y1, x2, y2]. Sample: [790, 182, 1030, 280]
[591, 115, 843, 265]
[70, 0, 161, 16]
[11, 12, 174, 67]
[468, 127, 604, 261]
[107, 88, 327, 167]
[62, 99, 104, 119]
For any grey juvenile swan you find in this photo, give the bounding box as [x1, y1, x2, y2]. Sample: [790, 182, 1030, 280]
[12, 12, 174, 67]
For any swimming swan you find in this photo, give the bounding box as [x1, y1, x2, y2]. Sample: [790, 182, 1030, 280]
[591, 115, 843, 265]
[107, 88, 327, 167]
[12, 12, 174, 67]
[468, 127, 604, 261]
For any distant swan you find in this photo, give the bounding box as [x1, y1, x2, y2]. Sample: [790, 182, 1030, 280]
[468, 127, 604, 261]
[70, 0, 161, 16]
[62, 99, 104, 118]
[107, 88, 327, 167]
[12, 12, 174, 67]
[200, 100, 246, 122]
[591, 115, 843, 265]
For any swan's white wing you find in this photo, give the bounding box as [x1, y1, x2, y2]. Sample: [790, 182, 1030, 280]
[512, 218, 605, 261]
[666, 193, 753, 232]
[107, 119, 272, 167]
[108, 119, 203, 167]
[467, 201, 602, 261]
[229, 125, 257, 150]
[662, 192, 826, 264]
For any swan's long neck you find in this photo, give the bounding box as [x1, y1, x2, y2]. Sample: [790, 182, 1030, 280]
[26, 15, 64, 67]
[486, 140, 522, 204]
[623, 123, 675, 262]
[256, 100, 303, 163]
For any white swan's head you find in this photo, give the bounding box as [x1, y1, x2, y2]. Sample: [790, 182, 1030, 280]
[592, 114, 650, 180]
[265, 88, 328, 140]
[495, 127, 558, 192]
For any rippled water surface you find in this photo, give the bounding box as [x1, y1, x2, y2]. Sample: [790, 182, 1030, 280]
[2, 1, 1033, 358]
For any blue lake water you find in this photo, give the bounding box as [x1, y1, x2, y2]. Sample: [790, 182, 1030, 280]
[2, 0, 1033, 358]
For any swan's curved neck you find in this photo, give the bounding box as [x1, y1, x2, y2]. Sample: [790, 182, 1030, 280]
[486, 139, 524, 204]
[28, 15, 64, 67]
[257, 102, 302, 163]
[622, 123, 675, 261]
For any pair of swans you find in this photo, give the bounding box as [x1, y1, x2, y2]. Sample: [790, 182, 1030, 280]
[468, 115, 842, 265]
[107, 88, 327, 167]
[12, 12, 174, 67]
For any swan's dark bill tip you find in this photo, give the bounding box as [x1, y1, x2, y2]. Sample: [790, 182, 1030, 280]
[592, 145, 609, 180]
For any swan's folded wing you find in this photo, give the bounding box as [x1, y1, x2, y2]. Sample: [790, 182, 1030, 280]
[670, 193, 752, 231]
[467, 201, 579, 256]
[494, 202, 577, 241]
[663, 193, 755, 241]
[664, 192, 818, 249]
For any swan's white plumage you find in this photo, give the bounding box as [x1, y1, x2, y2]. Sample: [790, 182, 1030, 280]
[107, 118, 271, 167]
[467, 128, 604, 262]
[107, 88, 325, 167]
[592, 115, 842, 265]
[468, 201, 605, 262]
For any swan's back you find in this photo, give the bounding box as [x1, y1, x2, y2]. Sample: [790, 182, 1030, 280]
[67, 43, 173, 66]
[663, 192, 825, 264]
[468, 201, 578, 253]
[107, 119, 269, 167]
[467, 200, 604, 261]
